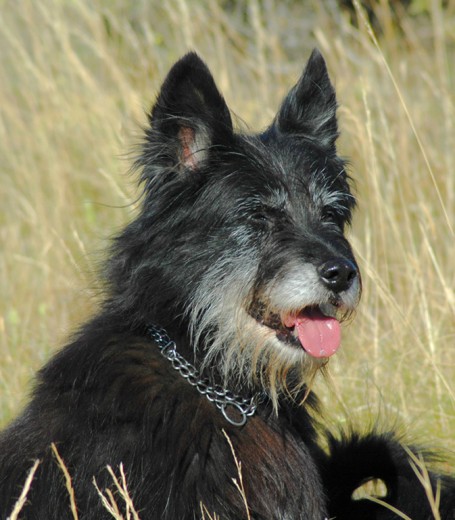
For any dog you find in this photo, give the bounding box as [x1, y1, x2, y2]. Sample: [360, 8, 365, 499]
[0, 50, 454, 519]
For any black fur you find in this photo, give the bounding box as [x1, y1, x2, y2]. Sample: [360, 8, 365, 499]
[1, 51, 454, 519]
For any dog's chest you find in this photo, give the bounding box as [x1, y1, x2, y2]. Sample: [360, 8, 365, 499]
[160, 392, 328, 518]
[226, 414, 327, 518]
[141, 344, 328, 518]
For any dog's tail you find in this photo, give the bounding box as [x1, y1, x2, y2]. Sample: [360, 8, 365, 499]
[318, 430, 455, 519]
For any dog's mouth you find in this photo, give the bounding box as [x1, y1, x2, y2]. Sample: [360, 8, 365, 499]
[251, 302, 347, 359]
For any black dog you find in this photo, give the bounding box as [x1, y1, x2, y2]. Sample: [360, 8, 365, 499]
[1, 51, 454, 519]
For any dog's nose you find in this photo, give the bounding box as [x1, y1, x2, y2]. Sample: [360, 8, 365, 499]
[318, 258, 357, 293]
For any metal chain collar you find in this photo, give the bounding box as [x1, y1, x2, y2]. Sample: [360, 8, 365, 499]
[148, 324, 261, 427]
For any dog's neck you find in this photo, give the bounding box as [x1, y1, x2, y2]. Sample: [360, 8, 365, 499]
[148, 324, 263, 427]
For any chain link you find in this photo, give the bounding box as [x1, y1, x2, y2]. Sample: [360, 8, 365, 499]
[148, 325, 260, 427]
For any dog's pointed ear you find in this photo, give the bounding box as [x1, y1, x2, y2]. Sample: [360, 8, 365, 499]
[146, 53, 233, 171]
[274, 49, 338, 151]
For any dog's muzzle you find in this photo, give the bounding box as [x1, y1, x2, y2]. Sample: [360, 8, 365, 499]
[250, 257, 361, 359]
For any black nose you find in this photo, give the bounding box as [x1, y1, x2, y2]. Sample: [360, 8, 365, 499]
[318, 258, 357, 293]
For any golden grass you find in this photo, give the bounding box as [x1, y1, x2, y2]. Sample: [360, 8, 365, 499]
[222, 430, 251, 520]
[52, 443, 80, 519]
[93, 464, 141, 520]
[0, 0, 453, 462]
[6, 459, 40, 520]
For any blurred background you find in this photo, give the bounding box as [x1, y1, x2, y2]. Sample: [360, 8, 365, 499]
[0, 0, 454, 455]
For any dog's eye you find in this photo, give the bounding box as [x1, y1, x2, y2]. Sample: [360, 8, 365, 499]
[248, 205, 286, 228]
[321, 208, 335, 221]
[249, 211, 270, 224]
[248, 205, 278, 227]
[321, 208, 341, 226]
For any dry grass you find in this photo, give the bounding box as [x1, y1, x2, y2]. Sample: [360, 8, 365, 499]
[52, 443, 80, 519]
[6, 441, 446, 519]
[93, 464, 141, 520]
[0, 0, 453, 488]
[6, 459, 40, 520]
[223, 430, 252, 520]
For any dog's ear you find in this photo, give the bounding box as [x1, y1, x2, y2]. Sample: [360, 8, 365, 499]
[275, 49, 338, 151]
[146, 52, 233, 171]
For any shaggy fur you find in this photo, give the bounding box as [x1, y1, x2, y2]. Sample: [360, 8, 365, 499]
[0, 50, 454, 519]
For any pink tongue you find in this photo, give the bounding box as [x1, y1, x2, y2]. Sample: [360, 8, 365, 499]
[285, 309, 341, 358]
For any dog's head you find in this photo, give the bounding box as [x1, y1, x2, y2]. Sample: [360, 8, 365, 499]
[110, 51, 361, 401]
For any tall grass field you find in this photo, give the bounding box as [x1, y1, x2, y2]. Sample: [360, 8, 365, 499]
[0, 0, 454, 504]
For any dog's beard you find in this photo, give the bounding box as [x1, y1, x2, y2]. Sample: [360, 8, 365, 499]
[186, 251, 326, 408]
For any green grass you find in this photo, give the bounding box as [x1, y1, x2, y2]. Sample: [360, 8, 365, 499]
[1, 0, 454, 460]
